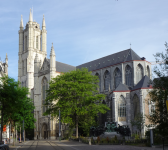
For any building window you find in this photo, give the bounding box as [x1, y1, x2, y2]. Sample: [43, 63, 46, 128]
[133, 94, 140, 118]
[118, 96, 126, 117]
[149, 99, 155, 115]
[147, 66, 150, 78]
[136, 64, 143, 84]
[42, 77, 48, 114]
[95, 73, 101, 92]
[22, 61, 24, 76]
[104, 70, 110, 91]
[114, 68, 121, 89]
[36, 36, 38, 49]
[125, 65, 132, 87]
[25, 36, 27, 51]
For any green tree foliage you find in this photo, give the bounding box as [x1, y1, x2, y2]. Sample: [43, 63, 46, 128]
[130, 113, 145, 138]
[44, 68, 109, 138]
[146, 42, 168, 139]
[0, 75, 35, 143]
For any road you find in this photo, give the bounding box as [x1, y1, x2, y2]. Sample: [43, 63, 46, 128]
[9, 140, 168, 150]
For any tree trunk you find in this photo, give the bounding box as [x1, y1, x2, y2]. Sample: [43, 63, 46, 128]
[20, 127, 21, 143]
[9, 123, 11, 144]
[13, 125, 15, 146]
[24, 130, 25, 142]
[16, 125, 17, 143]
[76, 115, 78, 138]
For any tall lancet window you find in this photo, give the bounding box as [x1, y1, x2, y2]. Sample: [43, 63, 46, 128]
[42, 77, 48, 115]
[25, 36, 27, 51]
[133, 94, 140, 118]
[22, 61, 24, 76]
[114, 68, 121, 89]
[136, 64, 143, 83]
[36, 36, 38, 49]
[118, 96, 126, 117]
[104, 70, 110, 91]
[95, 73, 101, 92]
[125, 65, 132, 87]
[147, 66, 150, 78]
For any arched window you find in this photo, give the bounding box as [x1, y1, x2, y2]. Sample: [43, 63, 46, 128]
[102, 100, 107, 124]
[42, 77, 48, 114]
[95, 73, 101, 92]
[22, 61, 24, 76]
[118, 96, 126, 117]
[136, 64, 143, 83]
[104, 70, 110, 91]
[133, 94, 140, 118]
[36, 36, 38, 49]
[147, 66, 150, 78]
[114, 68, 121, 89]
[125, 65, 132, 87]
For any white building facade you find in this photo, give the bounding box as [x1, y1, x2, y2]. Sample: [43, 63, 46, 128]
[18, 10, 153, 139]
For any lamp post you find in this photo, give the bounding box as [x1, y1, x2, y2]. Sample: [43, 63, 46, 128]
[59, 109, 61, 141]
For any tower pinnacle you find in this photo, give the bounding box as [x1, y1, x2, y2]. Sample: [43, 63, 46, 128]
[20, 15, 24, 28]
[50, 43, 55, 56]
[42, 14, 46, 28]
[29, 8, 33, 22]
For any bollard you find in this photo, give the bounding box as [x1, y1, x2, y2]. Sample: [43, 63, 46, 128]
[88, 138, 91, 145]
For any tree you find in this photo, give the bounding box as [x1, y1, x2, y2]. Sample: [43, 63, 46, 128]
[146, 42, 168, 147]
[0, 76, 35, 144]
[130, 113, 145, 139]
[44, 68, 109, 138]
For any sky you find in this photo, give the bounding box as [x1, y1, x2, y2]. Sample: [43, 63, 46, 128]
[0, 0, 167, 80]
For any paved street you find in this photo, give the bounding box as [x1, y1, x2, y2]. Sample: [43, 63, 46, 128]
[9, 140, 168, 150]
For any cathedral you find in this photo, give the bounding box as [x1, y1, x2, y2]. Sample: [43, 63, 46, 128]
[18, 10, 153, 139]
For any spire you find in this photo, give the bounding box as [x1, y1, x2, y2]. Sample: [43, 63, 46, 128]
[5, 53, 8, 64]
[42, 14, 46, 28]
[20, 15, 24, 28]
[50, 43, 55, 56]
[29, 8, 33, 22]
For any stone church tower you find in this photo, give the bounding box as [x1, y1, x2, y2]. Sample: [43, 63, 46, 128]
[18, 9, 47, 92]
[18, 10, 75, 140]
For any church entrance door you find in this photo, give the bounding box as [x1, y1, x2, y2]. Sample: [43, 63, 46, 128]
[42, 123, 47, 139]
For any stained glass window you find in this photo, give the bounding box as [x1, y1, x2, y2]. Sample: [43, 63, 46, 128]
[104, 71, 110, 91]
[125, 65, 132, 87]
[136, 64, 143, 84]
[114, 68, 121, 89]
[133, 94, 140, 118]
[118, 96, 126, 117]
[42, 78, 48, 115]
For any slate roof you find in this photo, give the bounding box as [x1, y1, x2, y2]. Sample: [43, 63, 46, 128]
[132, 75, 153, 90]
[56, 61, 76, 73]
[114, 83, 130, 92]
[76, 49, 142, 71]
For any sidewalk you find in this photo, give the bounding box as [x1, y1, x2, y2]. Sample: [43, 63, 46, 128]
[8, 140, 29, 150]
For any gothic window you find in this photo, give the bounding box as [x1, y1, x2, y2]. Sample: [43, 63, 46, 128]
[95, 73, 101, 92]
[136, 64, 143, 83]
[36, 36, 38, 49]
[147, 66, 150, 78]
[133, 94, 140, 118]
[148, 99, 155, 115]
[22, 61, 24, 76]
[102, 100, 107, 124]
[25, 36, 27, 51]
[42, 77, 48, 114]
[22, 82, 24, 87]
[114, 68, 121, 89]
[125, 65, 132, 87]
[118, 96, 126, 117]
[104, 70, 110, 91]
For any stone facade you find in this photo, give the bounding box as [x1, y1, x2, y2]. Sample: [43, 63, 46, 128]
[18, 10, 153, 139]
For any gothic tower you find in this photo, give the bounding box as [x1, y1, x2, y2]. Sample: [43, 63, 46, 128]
[18, 9, 47, 93]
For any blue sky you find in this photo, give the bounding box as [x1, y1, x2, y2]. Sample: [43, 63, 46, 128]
[0, 0, 167, 80]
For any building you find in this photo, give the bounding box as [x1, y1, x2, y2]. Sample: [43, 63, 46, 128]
[18, 10, 153, 139]
[0, 54, 9, 142]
